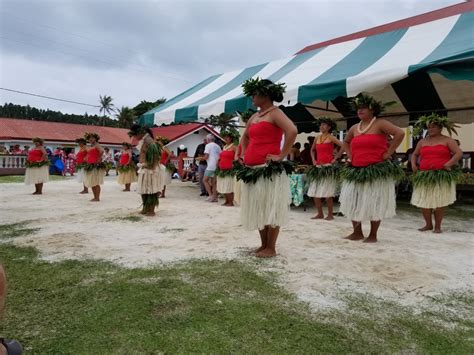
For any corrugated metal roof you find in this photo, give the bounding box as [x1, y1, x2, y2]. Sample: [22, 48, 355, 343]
[0, 118, 131, 145]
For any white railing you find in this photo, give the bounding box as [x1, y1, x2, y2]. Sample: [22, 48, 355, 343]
[170, 157, 194, 170]
[0, 155, 27, 169]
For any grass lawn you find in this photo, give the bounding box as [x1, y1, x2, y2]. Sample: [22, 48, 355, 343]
[0, 175, 70, 183]
[0, 224, 473, 354]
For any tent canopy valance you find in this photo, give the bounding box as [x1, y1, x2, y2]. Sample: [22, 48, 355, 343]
[140, 5, 474, 130]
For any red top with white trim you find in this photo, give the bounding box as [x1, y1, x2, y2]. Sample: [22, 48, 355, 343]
[244, 121, 283, 166]
[351, 134, 388, 167]
[419, 145, 451, 171]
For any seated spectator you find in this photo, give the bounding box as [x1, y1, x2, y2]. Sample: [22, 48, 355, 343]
[11, 145, 22, 155]
[288, 142, 301, 162]
[300, 142, 312, 165]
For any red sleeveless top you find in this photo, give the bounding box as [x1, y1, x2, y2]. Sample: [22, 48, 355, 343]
[27, 149, 43, 162]
[219, 149, 235, 170]
[120, 152, 130, 165]
[351, 134, 388, 167]
[315, 143, 334, 165]
[244, 121, 283, 166]
[160, 151, 169, 165]
[76, 150, 87, 164]
[87, 147, 100, 164]
[419, 145, 451, 171]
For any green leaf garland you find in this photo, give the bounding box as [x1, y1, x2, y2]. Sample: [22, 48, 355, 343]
[216, 167, 236, 178]
[412, 167, 462, 188]
[25, 160, 50, 168]
[340, 160, 404, 184]
[305, 164, 340, 182]
[83, 162, 107, 172]
[234, 161, 295, 184]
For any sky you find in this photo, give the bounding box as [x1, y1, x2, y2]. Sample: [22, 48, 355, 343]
[0, 0, 462, 116]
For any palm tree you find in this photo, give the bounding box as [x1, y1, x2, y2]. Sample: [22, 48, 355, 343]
[115, 106, 136, 128]
[205, 112, 237, 131]
[99, 95, 115, 126]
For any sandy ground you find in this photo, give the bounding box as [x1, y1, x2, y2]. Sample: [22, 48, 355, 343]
[1, 176, 473, 311]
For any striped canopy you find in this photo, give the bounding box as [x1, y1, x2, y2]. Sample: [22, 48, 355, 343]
[141, 9, 474, 128]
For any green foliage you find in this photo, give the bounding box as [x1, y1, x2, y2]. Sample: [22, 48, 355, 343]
[117, 163, 136, 174]
[219, 128, 240, 143]
[351, 93, 396, 116]
[234, 161, 295, 184]
[133, 98, 166, 117]
[241, 77, 286, 98]
[145, 142, 162, 167]
[215, 167, 236, 178]
[115, 106, 136, 129]
[205, 112, 237, 131]
[83, 162, 107, 172]
[165, 162, 176, 172]
[341, 160, 405, 183]
[306, 164, 340, 182]
[412, 167, 462, 187]
[0, 103, 118, 127]
[142, 193, 159, 210]
[237, 109, 256, 123]
[25, 160, 50, 168]
[98, 95, 115, 117]
[412, 113, 460, 138]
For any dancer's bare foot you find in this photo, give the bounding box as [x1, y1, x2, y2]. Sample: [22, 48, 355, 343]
[79, 191, 88, 194]
[418, 225, 433, 232]
[90, 198, 100, 202]
[325, 215, 334, 221]
[344, 233, 364, 241]
[251, 246, 266, 254]
[32, 192, 41, 195]
[311, 214, 324, 220]
[145, 212, 156, 216]
[139, 210, 147, 215]
[433, 228, 442, 234]
[363, 235, 377, 243]
[256, 248, 277, 258]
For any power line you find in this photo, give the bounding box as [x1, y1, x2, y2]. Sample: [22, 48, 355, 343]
[0, 88, 101, 108]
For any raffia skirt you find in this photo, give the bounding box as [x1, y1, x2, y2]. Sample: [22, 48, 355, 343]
[307, 177, 338, 198]
[137, 167, 161, 194]
[217, 176, 235, 194]
[117, 169, 137, 185]
[411, 182, 456, 209]
[24, 166, 49, 185]
[159, 164, 172, 187]
[234, 180, 242, 205]
[339, 178, 396, 221]
[75, 168, 84, 183]
[240, 172, 290, 231]
[83, 168, 105, 187]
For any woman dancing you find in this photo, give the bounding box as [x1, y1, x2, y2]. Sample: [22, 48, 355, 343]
[410, 114, 462, 233]
[307, 117, 343, 220]
[83, 132, 105, 202]
[75, 138, 88, 194]
[340, 94, 405, 243]
[24, 137, 49, 195]
[157, 136, 173, 198]
[237, 78, 297, 257]
[117, 142, 137, 192]
[128, 125, 161, 216]
[216, 131, 238, 207]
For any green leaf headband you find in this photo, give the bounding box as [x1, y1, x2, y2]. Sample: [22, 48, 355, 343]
[241, 77, 286, 100]
[351, 94, 396, 116]
[412, 113, 459, 138]
[84, 132, 100, 141]
[317, 117, 337, 133]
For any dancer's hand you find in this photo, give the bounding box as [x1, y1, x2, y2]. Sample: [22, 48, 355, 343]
[382, 152, 392, 160]
[443, 163, 452, 171]
[266, 154, 282, 162]
[412, 166, 418, 173]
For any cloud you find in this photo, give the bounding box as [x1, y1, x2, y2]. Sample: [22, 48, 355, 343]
[0, 0, 460, 115]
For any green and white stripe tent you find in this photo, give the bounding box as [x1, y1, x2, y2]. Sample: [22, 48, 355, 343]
[140, 4, 473, 129]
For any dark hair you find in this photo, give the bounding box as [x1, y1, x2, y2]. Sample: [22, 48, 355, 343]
[261, 79, 284, 102]
[294, 142, 301, 149]
[241, 77, 286, 103]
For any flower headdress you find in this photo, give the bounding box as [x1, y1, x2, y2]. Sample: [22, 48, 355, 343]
[412, 113, 459, 138]
[121, 142, 133, 148]
[75, 138, 87, 145]
[32, 137, 44, 144]
[241, 77, 286, 102]
[220, 129, 240, 143]
[155, 135, 170, 145]
[128, 124, 150, 137]
[84, 132, 100, 141]
[317, 117, 337, 133]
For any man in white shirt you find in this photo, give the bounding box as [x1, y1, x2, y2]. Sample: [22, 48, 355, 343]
[202, 134, 222, 202]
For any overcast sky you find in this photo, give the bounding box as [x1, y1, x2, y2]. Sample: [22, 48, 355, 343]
[0, 0, 461, 116]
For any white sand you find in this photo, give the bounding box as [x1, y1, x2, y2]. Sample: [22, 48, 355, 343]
[1, 176, 473, 311]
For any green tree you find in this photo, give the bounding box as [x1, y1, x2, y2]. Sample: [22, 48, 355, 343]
[205, 112, 237, 131]
[115, 106, 136, 128]
[132, 98, 166, 117]
[99, 95, 115, 126]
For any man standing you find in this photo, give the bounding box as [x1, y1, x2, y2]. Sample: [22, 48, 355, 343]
[202, 134, 221, 202]
[193, 138, 208, 196]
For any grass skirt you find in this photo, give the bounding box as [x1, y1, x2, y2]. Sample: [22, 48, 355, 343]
[159, 164, 172, 187]
[117, 169, 137, 185]
[137, 167, 161, 195]
[83, 168, 105, 187]
[240, 171, 290, 230]
[75, 168, 84, 183]
[307, 178, 338, 198]
[24, 165, 49, 185]
[217, 176, 235, 194]
[234, 180, 241, 205]
[411, 182, 456, 209]
[339, 178, 396, 221]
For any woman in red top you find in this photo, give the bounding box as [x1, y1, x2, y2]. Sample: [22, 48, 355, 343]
[238, 78, 297, 258]
[410, 115, 462, 233]
[83, 132, 105, 202]
[24, 137, 49, 194]
[117, 142, 137, 192]
[75, 138, 89, 194]
[157, 136, 173, 198]
[308, 118, 343, 220]
[216, 131, 238, 206]
[340, 95, 405, 243]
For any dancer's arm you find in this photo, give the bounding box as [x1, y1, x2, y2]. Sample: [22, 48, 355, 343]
[329, 135, 344, 161]
[444, 138, 463, 170]
[378, 119, 405, 159]
[411, 140, 422, 173]
[342, 127, 355, 162]
[266, 109, 297, 162]
[310, 138, 317, 164]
